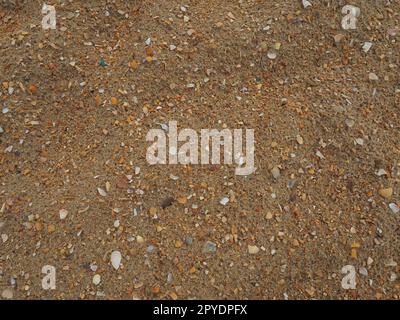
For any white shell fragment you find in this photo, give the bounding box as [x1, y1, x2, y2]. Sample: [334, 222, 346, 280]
[97, 188, 107, 197]
[302, 0, 312, 9]
[59, 209, 68, 220]
[362, 42, 373, 53]
[111, 250, 122, 270]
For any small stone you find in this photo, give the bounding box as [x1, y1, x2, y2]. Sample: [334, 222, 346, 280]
[149, 207, 157, 215]
[146, 245, 155, 253]
[97, 188, 107, 197]
[203, 241, 217, 253]
[271, 166, 281, 179]
[161, 197, 175, 209]
[59, 209, 68, 220]
[359, 267, 368, 276]
[1, 234, 8, 243]
[110, 251, 122, 270]
[384, 259, 397, 267]
[302, 0, 312, 8]
[369, 72, 379, 81]
[111, 97, 118, 106]
[1, 289, 13, 299]
[316, 150, 325, 159]
[248, 245, 260, 254]
[296, 135, 304, 145]
[175, 239, 183, 248]
[367, 257, 374, 265]
[0, 126, 3, 134]
[345, 119, 355, 128]
[378, 187, 393, 199]
[333, 34, 345, 44]
[177, 197, 187, 204]
[362, 42, 373, 53]
[105, 181, 111, 192]
[28, 84, 38, 94]
[267, 49, 277, 60]
[184, 236, 193, 245]
[92, 274, 101, 285]
[355, 138, 364, 146]
[376, 169, 387, 176]
[47, 224, 56, 233]
[266, 211, 274, 220]
[220, 197, 229, 206]
[136, 235, 144, 244]
[389, 203, 400, 214]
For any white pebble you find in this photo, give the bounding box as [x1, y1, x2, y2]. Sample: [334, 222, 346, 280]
[92, 274, 101, 285]
[220, 197, 229, 206]
[362, 42, 373, 53]
[97, 188, 107, 197]
[248, 245, 260, 254]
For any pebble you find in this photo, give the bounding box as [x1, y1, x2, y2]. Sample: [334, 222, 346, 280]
[146, 245, 155, 253]
[1, 234, 8, 243]
[362, 42, 373, 53]
[220, 197, 229, 206]
[97, 188, 107, 197]
[302, 0, 312, 9]
[359, 267, 368, 276]
[271, 166, 281, 179]
[378, 187, 393, 199]
[111, 251, 122, 270]
[0, 126, 3, 134]
[355, 138, 364, 146]
[369, 72, 379, 81]
[59, 209, 68, 220]
[334, 34, 345, 44]
[1, 289, 13, 299]
[267, 49, 277, 60]
[136, 235, 144, 244]
[296, 135, 304, 145]
[92, 274, 101, 285]
[248, 245, 260, 254]
[316, 150, 325, 159]
[389, 203, 399, 214]
[203, 241, 217, 253]
[376, 169, 387, 176]
[345, 119, 355, 128]
[161, 197, 175, 209]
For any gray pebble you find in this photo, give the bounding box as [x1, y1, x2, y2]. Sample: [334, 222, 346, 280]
[203, 241, 217, 253]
